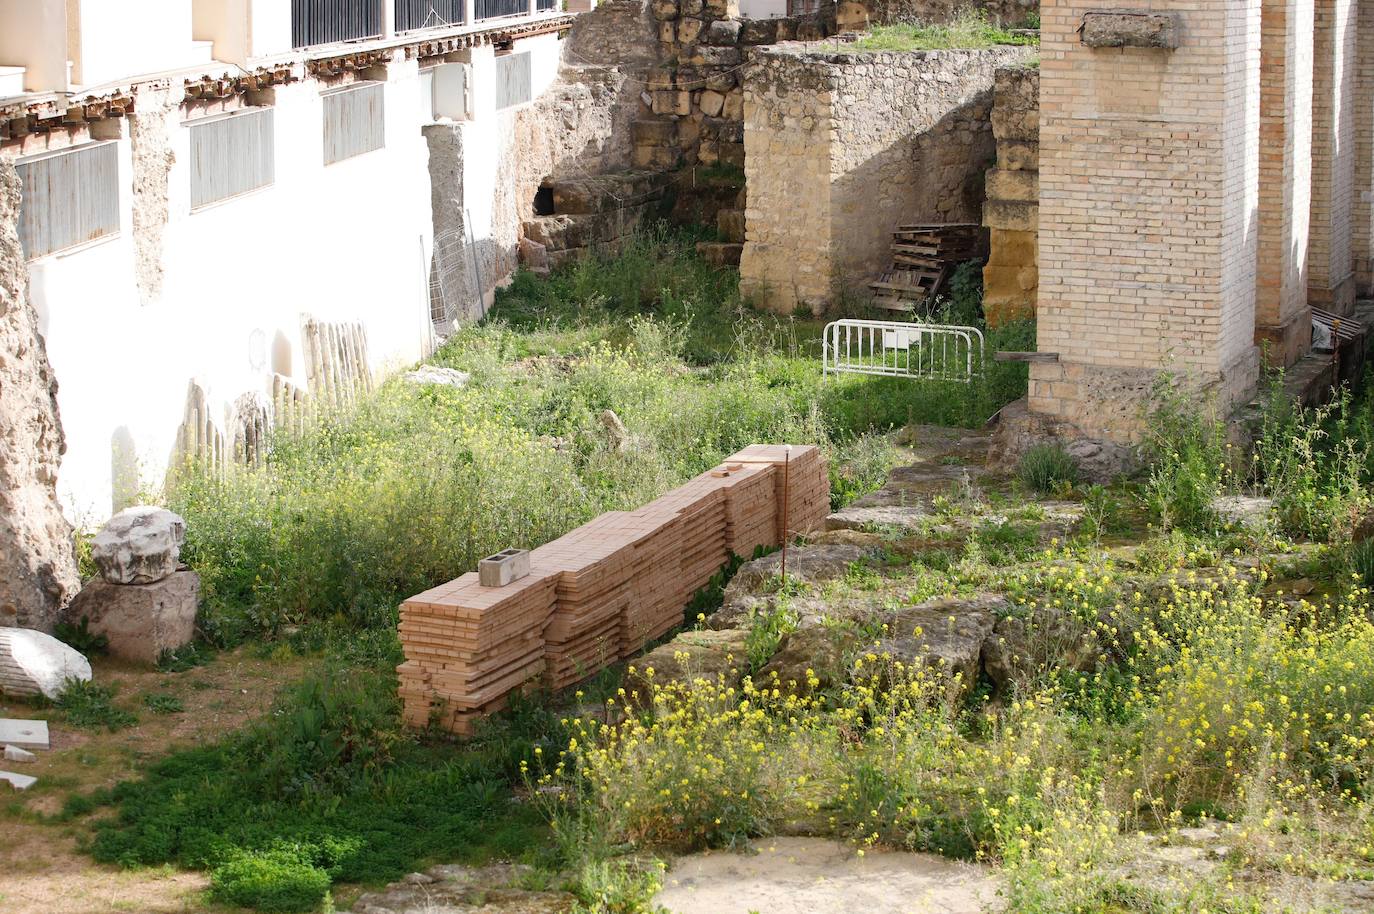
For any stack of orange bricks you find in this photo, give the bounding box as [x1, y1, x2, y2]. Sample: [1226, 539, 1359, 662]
[397, 444, 829, 734]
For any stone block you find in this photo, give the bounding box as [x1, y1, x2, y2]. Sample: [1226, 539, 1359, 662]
[651, 0, 677, 19]
[982, 199, 1038, 232]
[985, 168, 1039, 203]
[64, 571, 200, 666]
[672, 90, 692, 116]
[632, 118, 677, 146]
[676, 16, 704, 44]
[680, 0, 703, 14]
[657, 20, 675, 42]
[0, 629, 91, 699]
[3, 745, 35, 763]
[704, 69, 737, 92]
[739, 18, 777, 44]
[677, 116, 701, 147]
[91, 505, 186, 585]
[723, 89, 743, 120]
[835, 0, 868, 29]
[478, 549, 531, 587]
[717, 208, 745, 242]
[1080, 11, 1179, 49]
[0, 719, 48, 750]
[651, 89, 678, 115]
[1, 770, 36, 791]
[699, 89, 725, 117]
[703, 0, 738, 16]
[996, 140, 1039, 172]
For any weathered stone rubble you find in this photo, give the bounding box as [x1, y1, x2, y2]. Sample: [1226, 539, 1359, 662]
[0, 159, 80, 633]
[0, 627, 92, 699]
[343, 863, 574, 914]
[91, 505, 187, 585]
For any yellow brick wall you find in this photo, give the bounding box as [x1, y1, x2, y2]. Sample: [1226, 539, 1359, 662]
[1255, 0, 1313, 366]
[1032, 0, 1262, 436]
[1308, 0, 1356, 313]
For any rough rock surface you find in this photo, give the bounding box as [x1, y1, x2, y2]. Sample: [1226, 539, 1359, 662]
[90, 506, 186, 585]
[0, 159, 80, 632]
[988, 398, 1141, 484]
[64, 570, 200, 665]
[402, 365, 470, 388]
[1210, 495, 1275, 532]
[758, 624, 855, 693]
[625, 627, 748, 702]
[724, 544, 871, 598]
[655, 837, 1001, 914]
[1080, 11, 1179, 49]
[343, 863, 574, 914]
[982, 607, 1102, 693]
[0, 627, 92, 699]
[875, 594, 1005, 692]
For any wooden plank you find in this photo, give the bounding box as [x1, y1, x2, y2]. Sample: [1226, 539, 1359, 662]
[994, 351, 1060, 363]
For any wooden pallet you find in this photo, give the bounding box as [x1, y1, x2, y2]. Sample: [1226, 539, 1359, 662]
[867, 223, 980, 314]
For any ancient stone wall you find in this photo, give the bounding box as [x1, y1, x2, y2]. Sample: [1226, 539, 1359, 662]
[1355, 2, 1374, 295]
[740, 45, 1031, 313]
[981, 63, 1038, 326]
[864, 0, 1037, 27]
[1032, 0, 1262, 442]
[0, 159, 80, 632]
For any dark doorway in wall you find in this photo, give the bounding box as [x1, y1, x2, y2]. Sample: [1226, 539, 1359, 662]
[533, 185, 555, 216]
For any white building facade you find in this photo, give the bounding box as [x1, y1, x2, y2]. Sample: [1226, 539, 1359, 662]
[0, 0, 579, 523]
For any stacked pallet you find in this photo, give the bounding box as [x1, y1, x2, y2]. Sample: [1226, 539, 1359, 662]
[727, 444, 830, 539]
[397, 443, 829, 734]
[537, 515, 637, 692]
[869, 223, 983, 314]
[398, 568, 558, 731]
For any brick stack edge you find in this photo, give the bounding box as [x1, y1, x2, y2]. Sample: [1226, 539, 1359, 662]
[397, 444, 828, 734]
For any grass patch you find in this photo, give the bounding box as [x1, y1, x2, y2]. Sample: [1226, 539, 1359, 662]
[846, 11, 1039, 52]
[56, 681, 138, 732]
[1018, 443, 1078, 494]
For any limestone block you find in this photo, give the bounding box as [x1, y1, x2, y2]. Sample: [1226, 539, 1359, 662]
[835, 0, 868, 29]
[695, 45, 742, 66]
[982, 199, 1038, 233]
[703, 0, 738, 17]
[677, 116, 701, 147]
[657, 20, 675, 42]
[1080, 11, 1179, 49]
[986, 168, 1039, 203]
[651, 0, 677, 19]
[739, 18, 777, 44]
[651, 89, 679, 114]
[4, 745, 35, 763]
[647, 68, 675, 91]
[705, 69, 737, 92]
[996, 140, 1039, 172]
[680, 0, 703, 14]
[676, 16, 704, 45]
[723, 89, 743, 120]
[64, 571, 200, 666]
[718, 208, 745, 243]
[633, 119, 677, 146]
[699, 89, 726, 117]
[91, 505, 186, 585]
[696, 241, 743, 266]
[718, 140, 745, 168]
[672, 90, 692, 116]
[0, 628, 92, 700]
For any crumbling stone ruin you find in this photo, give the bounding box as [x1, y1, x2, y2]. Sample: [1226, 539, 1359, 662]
[0, 160, 79, 633]
[981, 64, 1038, 327]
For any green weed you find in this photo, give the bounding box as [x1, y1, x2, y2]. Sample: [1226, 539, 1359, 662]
[56, 681, 137, 732]
[1018, 444, 1078, 494]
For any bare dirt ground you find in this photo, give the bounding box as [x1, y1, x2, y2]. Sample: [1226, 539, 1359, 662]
[0, 647, 313, 914]
[654, 837, 1002, 914]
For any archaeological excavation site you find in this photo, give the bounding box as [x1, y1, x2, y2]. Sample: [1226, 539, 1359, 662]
[5, 0, 1374, 912]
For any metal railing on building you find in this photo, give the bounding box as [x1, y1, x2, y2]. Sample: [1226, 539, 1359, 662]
[476, 0, 528, 19]
[292, 0, 383, 48]
[536, 0, 558, 11]
[396, 0, 466, 31]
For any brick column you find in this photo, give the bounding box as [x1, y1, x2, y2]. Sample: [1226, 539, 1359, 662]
[1031, 0, 1262, 443]
[1254, 0, 1313, 366]
[1308, 0, 1357, 314]
[1354, 1, 1374, 296]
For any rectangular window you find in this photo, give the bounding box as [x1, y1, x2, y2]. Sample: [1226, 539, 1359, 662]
[187, 107, 275, 209]
[494, 52, 531, 110]
[15, 141, 120, 260]
[323, 82, 385, 165]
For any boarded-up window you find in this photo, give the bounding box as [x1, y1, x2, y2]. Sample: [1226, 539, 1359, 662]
[15, 141, 120, 259]
[292, 0, 383, 48]
[323, 82, 385, 165]
[494, 53, 531, 110]
[188, 107, 275, 209]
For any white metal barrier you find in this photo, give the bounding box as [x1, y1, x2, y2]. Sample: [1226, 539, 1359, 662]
[822, 319, 984, 383]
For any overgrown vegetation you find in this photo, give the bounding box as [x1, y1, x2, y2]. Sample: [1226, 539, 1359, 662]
[168, 227, 1031, 643]
[847, 11, 1040, 52]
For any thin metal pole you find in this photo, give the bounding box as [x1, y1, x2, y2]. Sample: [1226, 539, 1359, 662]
[780, 445, 792, 589]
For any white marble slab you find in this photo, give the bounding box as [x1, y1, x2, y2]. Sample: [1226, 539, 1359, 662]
[0, 718, 49, 750]
[0, 769, 36, 790]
